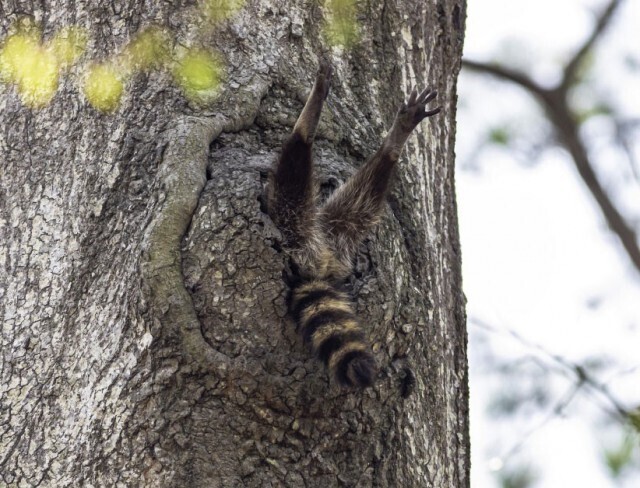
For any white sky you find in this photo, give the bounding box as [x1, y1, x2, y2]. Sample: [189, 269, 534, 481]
[457, 0, 640, 486]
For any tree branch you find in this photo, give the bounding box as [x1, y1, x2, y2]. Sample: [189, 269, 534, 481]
[543, 100, 640, 272]
[561, 0, 624, 91]
[461, 59, 548, 99]
[462, 0, 640, 274]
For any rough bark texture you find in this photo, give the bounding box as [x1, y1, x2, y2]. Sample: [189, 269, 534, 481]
[1, 1, 468, 486]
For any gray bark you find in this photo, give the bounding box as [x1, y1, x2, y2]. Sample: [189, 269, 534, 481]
[1, 0, 468, 486]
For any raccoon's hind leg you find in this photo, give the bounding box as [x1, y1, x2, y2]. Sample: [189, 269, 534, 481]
[267, 61, 333, 251]
[293, 60, 332, 144]
[320, 87, 441, 261]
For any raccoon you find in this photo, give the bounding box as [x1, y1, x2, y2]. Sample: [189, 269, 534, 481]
[268, 60, 440, 388]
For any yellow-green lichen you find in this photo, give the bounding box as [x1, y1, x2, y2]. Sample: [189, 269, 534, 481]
[323, 0, 360, 47]
[49, 26, 87, 67]
[83, 64, 124, 113]
[123, 26, 172, 72]
[173, 49, 224, 103]
[0, 31, 60, 107]
[200, 0, 246, 23]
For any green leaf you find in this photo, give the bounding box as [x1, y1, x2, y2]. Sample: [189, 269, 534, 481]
[575, 103, 613, 124]
[603, 434, 635, 478]
[497, 465, 537, 488]
[488, 126, 511, 146]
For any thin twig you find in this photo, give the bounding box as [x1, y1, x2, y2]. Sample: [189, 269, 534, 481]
[498, 383, 583, 462]
[561, 0, 623, 91]
[614, 118, 640, 185]
[470, 316, 633, 422]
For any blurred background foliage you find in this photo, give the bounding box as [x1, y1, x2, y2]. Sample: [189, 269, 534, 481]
[460, 0, 640, 486]
[0, 0, 358, 112]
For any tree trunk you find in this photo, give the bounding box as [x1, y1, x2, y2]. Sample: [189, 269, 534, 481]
[1, 1, 468, 486]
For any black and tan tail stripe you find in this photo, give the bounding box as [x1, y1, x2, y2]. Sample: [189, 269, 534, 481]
[290, 280, 377, 388]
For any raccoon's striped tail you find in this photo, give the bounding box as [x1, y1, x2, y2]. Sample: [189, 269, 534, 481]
[289, 280, 377, 388]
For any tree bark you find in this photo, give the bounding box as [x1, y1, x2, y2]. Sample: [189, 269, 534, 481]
[1, 1, 468, 486]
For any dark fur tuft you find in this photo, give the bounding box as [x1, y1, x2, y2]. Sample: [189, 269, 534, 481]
[400, 367, 416, 398]
[335, 350, 377, 388]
